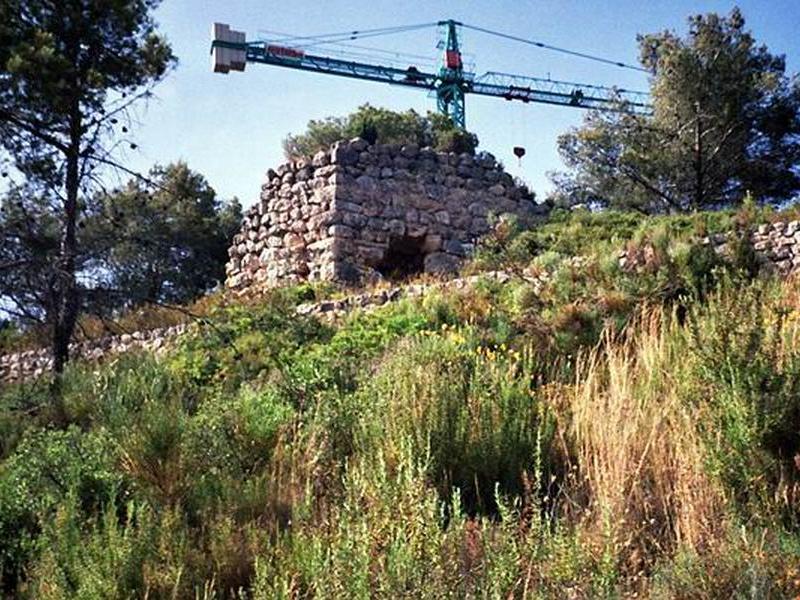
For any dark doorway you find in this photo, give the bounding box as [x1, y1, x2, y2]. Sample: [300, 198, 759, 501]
[375, 234, 426, 281]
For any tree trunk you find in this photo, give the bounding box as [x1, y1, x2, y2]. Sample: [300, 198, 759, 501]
[693, 102, 704, 212]
[50, 100, 82, 397]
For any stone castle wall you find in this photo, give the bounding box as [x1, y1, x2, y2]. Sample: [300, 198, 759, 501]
[225, 138, 549, 290]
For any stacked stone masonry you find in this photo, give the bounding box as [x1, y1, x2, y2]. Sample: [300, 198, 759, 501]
[739, 221, 800, 274]
[619, 220, 800, 275]
[225, 137, 549, 290]
[0, 324, 187, 383]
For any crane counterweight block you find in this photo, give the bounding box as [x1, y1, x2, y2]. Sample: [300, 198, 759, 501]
[211, 23, 247, 73]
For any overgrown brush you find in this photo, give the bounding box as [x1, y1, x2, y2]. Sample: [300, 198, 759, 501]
[4, 210, 800, 596]
[566, 312, 726, 583]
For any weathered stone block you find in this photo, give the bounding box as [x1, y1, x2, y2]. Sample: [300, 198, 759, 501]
[421, 234, 442, 252]
[424, 252, 459, 275]
[435, 211, 451, 225]
[331, 142, 359, 166]
[400, 143, 419, 158]
[387, 220, 406, 236]
[328, 224, 355, 238]
[350, 137, 369, 152]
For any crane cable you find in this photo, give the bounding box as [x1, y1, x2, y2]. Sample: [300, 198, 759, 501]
[256, 27, 439, 69]
[302, 40, 436, 65]
[461, 23, 649, 74]
[257, 20, 648, 75]
[294, 28, 437, 51]
[257, 28, 437, 61]
[259, 22, 438, 49]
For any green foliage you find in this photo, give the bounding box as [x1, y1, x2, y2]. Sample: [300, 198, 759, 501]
[0, 187, 66, 326]
[553, 8, 800, 212]
[91, 162, 243, 307]
[0, 427, 119, 588]
[0, 320, 24, 354]
[167, 290, 330, 392]
[27, 499, 155, 599]
[0, 0, 175, 182]
[474, 208, 736, 271]
[474, 208, 739, 350]
[358, 330, 556, 514]
[282, 104, 478, 158]
[5, 209, 800, 596]
[688, 281, 800, 515]
[651, 528, 800, 599]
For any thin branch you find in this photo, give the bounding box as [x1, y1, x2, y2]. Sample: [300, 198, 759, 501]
[0, 258, 32, 271]
[0, 110, 69, 154]
[84, 154, 167, 192]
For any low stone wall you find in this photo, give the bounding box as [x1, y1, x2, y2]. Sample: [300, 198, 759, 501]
[0, 324, 187, 383]
[6, 219, 800, 384]
[741, 221, 800, 274]
[225, 138, 549, 291]
[619, 220, 800, 274]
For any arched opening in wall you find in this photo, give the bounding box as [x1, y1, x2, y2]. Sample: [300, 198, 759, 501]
[376, 234, 426, 281]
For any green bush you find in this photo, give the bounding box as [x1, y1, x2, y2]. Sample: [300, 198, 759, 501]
[0, 427, 119, 589]
[282, 104, 479, 158]
[688, 280, 800, 514]
[356, 330, 556, 515]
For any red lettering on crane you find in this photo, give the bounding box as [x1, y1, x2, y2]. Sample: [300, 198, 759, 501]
[266, 45, 305, 59]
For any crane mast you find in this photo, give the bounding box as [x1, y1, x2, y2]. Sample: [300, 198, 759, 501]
[437, 20, 467, 128]
[210, 19, 651, 129]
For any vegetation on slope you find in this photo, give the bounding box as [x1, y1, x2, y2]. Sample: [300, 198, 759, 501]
[3, 207, 800, 597]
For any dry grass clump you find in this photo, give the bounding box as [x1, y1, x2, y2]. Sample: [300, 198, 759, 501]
[564, 311, 726, 583]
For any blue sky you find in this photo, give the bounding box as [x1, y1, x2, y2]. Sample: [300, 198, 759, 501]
[125, 0, 800, 207]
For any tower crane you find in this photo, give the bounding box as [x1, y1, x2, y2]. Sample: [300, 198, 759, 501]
[210, 20, 651, 130]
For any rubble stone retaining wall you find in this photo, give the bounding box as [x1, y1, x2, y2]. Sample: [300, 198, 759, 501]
[0, 324, 187, 382]
[733, 221, 800, 274]
[619, 220, 800, 275]
[225, 138, 549, 290]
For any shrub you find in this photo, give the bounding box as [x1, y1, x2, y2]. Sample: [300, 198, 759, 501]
[688, 279, 800, 515]
[356, 330, 556, 515]
[0, 427, 119, 590]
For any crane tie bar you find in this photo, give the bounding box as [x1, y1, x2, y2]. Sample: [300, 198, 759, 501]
[461, 23, 649, 74]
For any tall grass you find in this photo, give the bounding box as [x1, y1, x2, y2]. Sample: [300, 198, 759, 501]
[568, 312, 726, 582]
[4, 216, 800, 595]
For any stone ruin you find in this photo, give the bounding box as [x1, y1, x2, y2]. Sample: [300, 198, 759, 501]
[225, 138, 550, 290]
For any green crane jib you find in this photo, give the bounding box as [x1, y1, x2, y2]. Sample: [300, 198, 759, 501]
[210, 20, 651, 129]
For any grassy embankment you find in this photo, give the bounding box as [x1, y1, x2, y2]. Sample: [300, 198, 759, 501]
[3, 206, 800, 597]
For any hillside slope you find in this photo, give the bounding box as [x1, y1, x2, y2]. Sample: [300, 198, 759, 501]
[2, 208, 800, 598]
